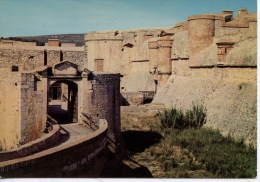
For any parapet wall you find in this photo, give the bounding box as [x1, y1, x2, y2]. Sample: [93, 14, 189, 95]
[0, 48, 44, 71]
[0, 120, 108, 177]
[0, 125, 60, 162]
[0, 46, 86, 71]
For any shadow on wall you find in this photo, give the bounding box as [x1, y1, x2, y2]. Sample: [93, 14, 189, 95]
[120, 94, 130, 106]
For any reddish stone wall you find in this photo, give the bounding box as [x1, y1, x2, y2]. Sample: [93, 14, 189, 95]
[48, 39, 60, 47]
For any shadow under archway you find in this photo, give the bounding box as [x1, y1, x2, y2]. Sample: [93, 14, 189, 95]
[48, 80, 78, 124]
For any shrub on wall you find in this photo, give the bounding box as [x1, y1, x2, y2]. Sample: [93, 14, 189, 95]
[157, 103, 207, 129]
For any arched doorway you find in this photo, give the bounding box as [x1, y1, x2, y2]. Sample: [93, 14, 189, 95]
[47, 80, 78, 124]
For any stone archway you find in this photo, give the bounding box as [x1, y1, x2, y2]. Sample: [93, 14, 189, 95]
[47, 80, 78, 124]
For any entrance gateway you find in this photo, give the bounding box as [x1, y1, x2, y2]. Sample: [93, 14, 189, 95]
[47, 61, 82, 124]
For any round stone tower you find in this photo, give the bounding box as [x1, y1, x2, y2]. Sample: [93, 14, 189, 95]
[188, 15, 215, 60]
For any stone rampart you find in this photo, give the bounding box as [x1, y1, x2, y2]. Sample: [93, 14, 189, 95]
[0, 119, 108, 177]
[0, 48, 44, 71]
[0, 71, 21, 151]
[0, 46, 85, 71]
[0, 40, 36, 46]
[0, 124, 60, 162]
[85, 29, 162, 91]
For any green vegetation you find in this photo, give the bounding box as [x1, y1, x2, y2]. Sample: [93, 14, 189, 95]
[153, 105, 257, 178]
[120, 104, 257, 178]
[157, 128, 257, 178]
[157, 104, 206, 129]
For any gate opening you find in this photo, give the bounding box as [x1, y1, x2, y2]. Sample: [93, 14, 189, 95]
[48, 80, 78, 124]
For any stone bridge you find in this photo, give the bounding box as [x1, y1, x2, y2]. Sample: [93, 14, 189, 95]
[0, 119, 108, 177]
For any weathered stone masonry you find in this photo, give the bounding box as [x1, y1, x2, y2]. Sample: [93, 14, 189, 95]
[82, 73, 121, 153]
[0, 7, 257, 177]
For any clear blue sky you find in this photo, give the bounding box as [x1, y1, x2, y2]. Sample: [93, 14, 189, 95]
[0, 0, 257, 37]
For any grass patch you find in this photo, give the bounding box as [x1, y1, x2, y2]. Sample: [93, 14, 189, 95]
[170, 128, 257, 178]
[120, 105, 257, 178]
[143, 127, 257, 178]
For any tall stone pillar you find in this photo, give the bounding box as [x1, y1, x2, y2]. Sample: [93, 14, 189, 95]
[148, 41, 159, 73]
[157, 37, 173, 88]
[157, 37, 173, 74]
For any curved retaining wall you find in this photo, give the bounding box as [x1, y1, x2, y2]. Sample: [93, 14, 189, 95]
[0, 125, 61, 162]
[0, 119, 108, 177]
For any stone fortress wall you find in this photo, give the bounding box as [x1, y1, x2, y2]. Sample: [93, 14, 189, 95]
[0, 64, 121, 176]
[0, 7, 257, 177]
[85, 8, 257, 145]
[0, 35, 122, 177]
[0, 45, 86, 72]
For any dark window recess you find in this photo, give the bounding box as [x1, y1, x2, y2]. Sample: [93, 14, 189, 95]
[34, 81, 37, 91]
[44, 49, 47, 65]
[11, 65, 19, 72]
[60, 50, 63, 62]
